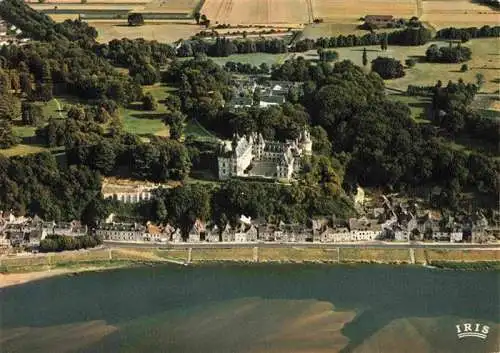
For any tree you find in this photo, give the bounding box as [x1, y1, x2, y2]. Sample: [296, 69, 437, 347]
[475, 73, 485, 89]
[21, 101, 44, 126]
[19, 72, 33, 96]
[163, 110, 186, 140]
[362, 48, 368, 66]
[0, 92, 21, 121]
[318, 49, 338, 62]
[90, 140, 116, 173]
[381, 34, 388, 51]
[259, 62, 270, 74]
[460, 64, 469, 72]
[405, 58, 417, 67]
[0, 119, 19, 148]
[194, 11, 201, 24]
[128, 13, 144, 26]
[142, 92, 158, 111]
[371, 57, 405, 79]
[252, 87, 261, 107]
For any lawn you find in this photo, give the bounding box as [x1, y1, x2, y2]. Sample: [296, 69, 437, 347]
[12, 125, 37, 138]
[0, 144, 48, 157]
[388, 94, 432, 123]
[120, 113, 169, 136]
[330, 38, 500, 94]
[43, 96, 81, 119]
[210, 53, 290, 67]
[184, 119, 219, 142]
[120, 84, 173, 136]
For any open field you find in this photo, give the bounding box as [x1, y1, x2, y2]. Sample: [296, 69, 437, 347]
[325, 38, 500, 94]
[312, 0, 417, 22]
[300, 21, 397, 39]
[421, 0, 499, 29]
[142, 0, 201, 13]
[93, 22, 202, 43]
[29, 3, 141, 10]
[201, 0, 310, 25]
[25, 0, 149, 3]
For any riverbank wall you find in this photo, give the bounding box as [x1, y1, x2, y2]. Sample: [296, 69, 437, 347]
[1, 246, 499, 273]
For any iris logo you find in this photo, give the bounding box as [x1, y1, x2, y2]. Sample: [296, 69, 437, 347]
[456, 323, 490, 340]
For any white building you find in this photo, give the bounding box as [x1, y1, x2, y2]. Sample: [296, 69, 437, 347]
[217, 129, 312, 181]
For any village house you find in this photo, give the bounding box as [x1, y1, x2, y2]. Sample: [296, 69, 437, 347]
[205, 225, 221, 242]
[144, 222, 170, 243]
[348, 217, 382, 241]
[52, 221, 87, 237]
[171, 228, 183, 242]
[188, 219, 206, 243]
[329, 227, 353, 242]
[257, 224, 275, 242]
[95, 222, 146, 242]
[221, 223, 234, 242]
[235, 224, 258, 242]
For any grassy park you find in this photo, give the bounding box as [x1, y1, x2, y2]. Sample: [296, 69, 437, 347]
[210, 52, 290, 67]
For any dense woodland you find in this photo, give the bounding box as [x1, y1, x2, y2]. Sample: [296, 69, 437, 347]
[0, 0, 498, 233]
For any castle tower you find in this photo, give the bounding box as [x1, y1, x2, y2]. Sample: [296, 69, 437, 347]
[301, 128, 313, 155]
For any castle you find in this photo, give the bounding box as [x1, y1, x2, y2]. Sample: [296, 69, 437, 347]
[217, 129, 312, 180]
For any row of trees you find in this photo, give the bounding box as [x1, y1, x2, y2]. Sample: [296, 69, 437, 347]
[39, 234, 102, 252]
[177, 37, 289, 57]
[224, 61, 270, 75]
[175, 26, 431, 58]
[294, 27, 432, 52]
[436, 25, 500, 41]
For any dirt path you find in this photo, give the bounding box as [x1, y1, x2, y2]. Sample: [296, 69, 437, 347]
[416, 0, 423, 17]
[54, 98, 65, 119]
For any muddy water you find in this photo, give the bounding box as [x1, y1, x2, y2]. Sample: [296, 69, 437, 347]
[1, 264, 498, 353]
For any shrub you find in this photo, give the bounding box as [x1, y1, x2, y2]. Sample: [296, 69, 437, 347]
[371, 57, 405, 79]
[460, 63, 469, 72]
[405, 58, 417, 67]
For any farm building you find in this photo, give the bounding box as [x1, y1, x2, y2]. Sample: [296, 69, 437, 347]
[364, 15, 395, 27]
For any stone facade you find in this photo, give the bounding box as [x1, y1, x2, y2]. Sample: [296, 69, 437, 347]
[218, 129, 312, 181]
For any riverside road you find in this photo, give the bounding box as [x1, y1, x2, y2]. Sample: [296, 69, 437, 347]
[104, 241, 500, 250]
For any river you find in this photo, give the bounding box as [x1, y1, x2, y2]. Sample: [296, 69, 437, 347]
[1, 264, 498, 353]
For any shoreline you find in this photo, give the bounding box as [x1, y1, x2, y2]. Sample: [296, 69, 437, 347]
[0, 262, 133, 289]
[1, 258, 498, 289]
